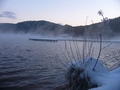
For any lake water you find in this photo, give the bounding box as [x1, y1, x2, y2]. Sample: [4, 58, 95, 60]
[0, 34, 120, 90]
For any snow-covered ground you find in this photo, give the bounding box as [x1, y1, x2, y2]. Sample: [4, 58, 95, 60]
[65, 57, 120, 90]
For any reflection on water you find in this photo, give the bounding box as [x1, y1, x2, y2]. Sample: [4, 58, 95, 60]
[0, 34, 120, 90]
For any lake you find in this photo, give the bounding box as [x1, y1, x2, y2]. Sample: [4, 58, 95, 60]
[0, 34, 120, 90]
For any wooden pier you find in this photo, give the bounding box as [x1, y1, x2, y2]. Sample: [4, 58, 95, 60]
[29, 38, 58, 42]
[58, 39, 120, 43]
[29, 38, 120, 43]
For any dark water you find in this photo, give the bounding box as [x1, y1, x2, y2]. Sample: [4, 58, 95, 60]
[0, 34, 66, 90]
[0, 34, 120, 90]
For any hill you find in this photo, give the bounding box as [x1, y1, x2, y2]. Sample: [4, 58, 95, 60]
[0, 17, 120, 38]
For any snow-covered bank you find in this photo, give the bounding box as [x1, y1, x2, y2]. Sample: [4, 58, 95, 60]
[62, 57, 120, 90]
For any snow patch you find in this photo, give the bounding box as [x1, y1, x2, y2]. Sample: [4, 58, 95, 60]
[66, 57, 120, 90]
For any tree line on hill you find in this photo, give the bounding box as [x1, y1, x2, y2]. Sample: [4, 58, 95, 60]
[0, 16, 120, 38]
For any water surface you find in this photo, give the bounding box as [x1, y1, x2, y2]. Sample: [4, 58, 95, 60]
[0, 34, 120, 90]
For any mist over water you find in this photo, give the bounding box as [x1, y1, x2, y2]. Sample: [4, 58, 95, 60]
[0, 33, 120, 90]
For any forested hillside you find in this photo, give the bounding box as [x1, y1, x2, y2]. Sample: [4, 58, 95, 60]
[0, 17, 120, 38]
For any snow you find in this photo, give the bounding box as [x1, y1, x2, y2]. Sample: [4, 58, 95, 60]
[66, 57, 120, 90]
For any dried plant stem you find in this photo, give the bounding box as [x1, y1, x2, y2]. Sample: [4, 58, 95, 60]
[72, 37, 80, 60]
[55, 54, 67, 69]
[101, 42, 112, 50]
[64, 41, 73, 63]
[68, 37, 76, 61]
[93, 33, 102, 71]
[70, 28, 81, 60]
[82, 39, 87, 63]
[73, 37, 82, 60]
[87, 41, 93, 57]
[59, 46, 72, 63]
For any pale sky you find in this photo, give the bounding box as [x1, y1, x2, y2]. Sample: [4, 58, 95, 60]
[0, 0, 120, 26]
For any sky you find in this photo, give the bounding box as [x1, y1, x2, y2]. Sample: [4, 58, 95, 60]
[0, 0, 120, 26]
